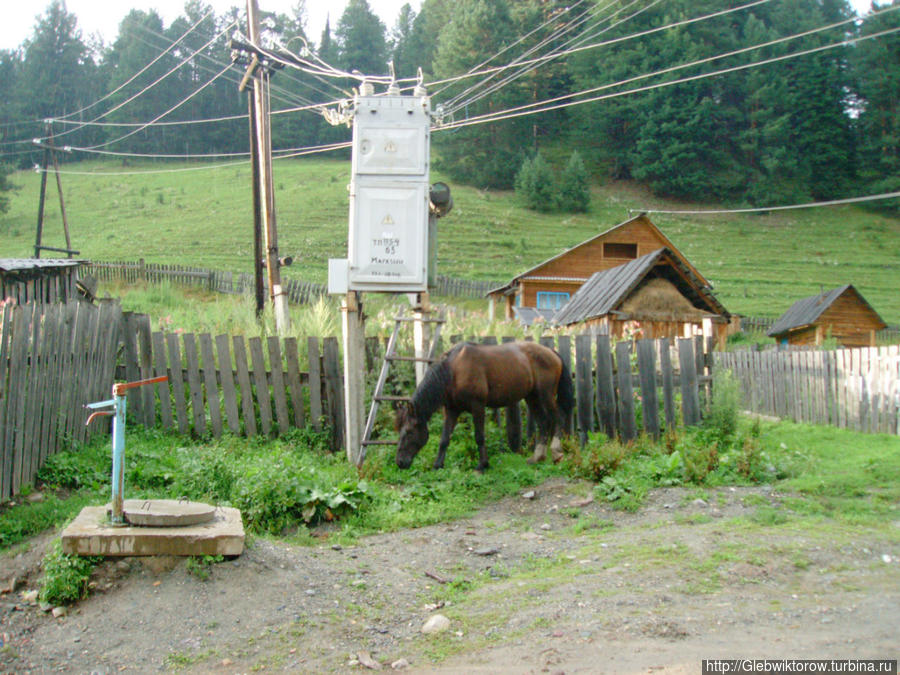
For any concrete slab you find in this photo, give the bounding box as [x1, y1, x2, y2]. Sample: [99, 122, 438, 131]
[120, 499, 217, 527]
[60, 505, 244, 557]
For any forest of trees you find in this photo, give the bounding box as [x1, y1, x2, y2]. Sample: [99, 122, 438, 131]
[0, 0, 898, 212]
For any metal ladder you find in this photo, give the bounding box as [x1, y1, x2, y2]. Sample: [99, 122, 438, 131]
[360, 307, 444, 454]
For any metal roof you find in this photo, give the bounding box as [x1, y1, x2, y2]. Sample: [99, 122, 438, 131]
[512, 306, 558, 327]
[767, 285, 886, 336]
[0, 259, 83, 272]
[552, 248, 728, 326]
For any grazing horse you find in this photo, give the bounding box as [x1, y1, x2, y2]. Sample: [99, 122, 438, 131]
[395, 341, 574, 472]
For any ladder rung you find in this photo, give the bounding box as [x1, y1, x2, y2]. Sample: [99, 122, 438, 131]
[387, 355, 434, 363]
[375, 395, 411, 402]
[361, 439, 397, 446]
[394, 317, 445, 323]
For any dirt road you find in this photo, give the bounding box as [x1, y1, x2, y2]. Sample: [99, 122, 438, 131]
[2, 479, 897, 673]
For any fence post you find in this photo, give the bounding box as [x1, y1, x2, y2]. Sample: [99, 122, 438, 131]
[615, 340, 637, 442]
[677, 338, 701, 426]
[575, 334, 594, 447]
[636, 339, 660, 440]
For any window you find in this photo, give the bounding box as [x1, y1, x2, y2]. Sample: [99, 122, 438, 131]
[536, 291, 570, 310]
[604, 242, 638, 259]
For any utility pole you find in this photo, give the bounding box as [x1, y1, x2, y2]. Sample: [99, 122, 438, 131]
[34, 122, 77, 259]
[246, 0, 290, 332]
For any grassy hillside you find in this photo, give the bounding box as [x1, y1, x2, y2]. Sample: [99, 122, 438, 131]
[0, 159, 897, 324]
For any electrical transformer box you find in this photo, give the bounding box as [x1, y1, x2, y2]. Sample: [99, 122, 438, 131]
[346, 94, 431, 292]
[352, 96, 430, 176]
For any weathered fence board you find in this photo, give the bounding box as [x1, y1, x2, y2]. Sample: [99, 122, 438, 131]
[716, 346, 899, 434]
[615, 340, 637, 442]
[199, 334, 223, 438]
[216, 334, 241, 435]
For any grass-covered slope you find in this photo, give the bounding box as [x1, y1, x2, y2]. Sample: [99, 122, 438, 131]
[0, 159, 897, 323]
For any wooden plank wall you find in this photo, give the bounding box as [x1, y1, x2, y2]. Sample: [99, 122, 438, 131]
[0, 301, 122, 501]
[716, 346, 900, 434]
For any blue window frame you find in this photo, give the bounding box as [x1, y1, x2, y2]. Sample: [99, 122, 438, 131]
[536, 291, 570, 310]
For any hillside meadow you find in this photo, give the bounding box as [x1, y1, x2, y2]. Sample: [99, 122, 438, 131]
[0, 158, 898, 324]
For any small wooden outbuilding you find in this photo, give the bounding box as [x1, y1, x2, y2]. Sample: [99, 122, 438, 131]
[767, 285, 886, 347]
[487, 213, 711, 320]
[0, 259, 85, 305]
[552, 248, 730, 346]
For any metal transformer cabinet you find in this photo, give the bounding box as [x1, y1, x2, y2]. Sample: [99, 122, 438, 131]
[347, 94, 431, 292]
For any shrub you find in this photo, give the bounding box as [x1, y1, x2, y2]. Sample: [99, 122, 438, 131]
[514, 152, 557, 212]
[39, 540, 101, 606]
[557, 151, 590, 212]
[704, 368, 742, 443]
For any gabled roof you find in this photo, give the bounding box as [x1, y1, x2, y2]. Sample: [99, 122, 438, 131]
[487, 212, 709, 296]
[553, 248, 727, 326]
[767, 285, 887, 336]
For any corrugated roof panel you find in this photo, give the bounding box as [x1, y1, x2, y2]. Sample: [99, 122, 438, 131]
[0, 259, 83, 272]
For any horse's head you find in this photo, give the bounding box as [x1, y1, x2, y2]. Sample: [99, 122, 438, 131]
[395, 403, 429, 469]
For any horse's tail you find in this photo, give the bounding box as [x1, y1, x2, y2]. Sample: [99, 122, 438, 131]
[555, 353, 575, 420]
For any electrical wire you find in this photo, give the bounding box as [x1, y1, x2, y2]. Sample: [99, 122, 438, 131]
[57, 8, 217, 121]
[428, 0, 771, 95]
[80, 61, 239, 150]
[632, 191, 900, 214]
[444, 0, 666, 118]
[35, 139, 352, 176]
[437, 15, 900, 133]
[43, 19, 238, 143]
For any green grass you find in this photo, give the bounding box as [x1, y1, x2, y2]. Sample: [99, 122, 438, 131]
[1, 159, 898, 323]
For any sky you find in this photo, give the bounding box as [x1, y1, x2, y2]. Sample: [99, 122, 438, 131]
[0, 0, 880, 52]
[0, 0, 421, 51]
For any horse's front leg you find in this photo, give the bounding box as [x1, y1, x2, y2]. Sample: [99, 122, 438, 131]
[472, 405, 489, 473]
[433, 409, 459, 470]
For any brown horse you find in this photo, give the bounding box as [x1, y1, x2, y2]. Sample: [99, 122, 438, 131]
[395, 341, 574, 472]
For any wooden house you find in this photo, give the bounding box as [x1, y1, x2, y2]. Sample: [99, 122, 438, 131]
[0, 259, 85, 305]
[551, 248, 730, 346]
[767, 285, 886, 347]
[487, 213, 711, 320]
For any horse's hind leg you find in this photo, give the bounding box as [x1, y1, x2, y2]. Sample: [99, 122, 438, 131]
[526, 398, 550, 464]
[471, 405, 489, 472]
[433, 409, 459, 470]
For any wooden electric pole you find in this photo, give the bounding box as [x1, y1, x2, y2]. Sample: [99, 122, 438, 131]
[246, 0, 290, 332]
[34, 122, 77, 259]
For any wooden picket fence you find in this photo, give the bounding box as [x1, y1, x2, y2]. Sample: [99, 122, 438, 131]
[440, 334, 711, 449]
[1, 299, 715, 500]
[86, 260, 502, 301]
[0, 301, 347, 501]
[0, 301, 123, 501]
[716, 346, 900, 434]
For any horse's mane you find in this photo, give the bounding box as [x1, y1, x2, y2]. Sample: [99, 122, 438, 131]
[410, 342, 464, 421]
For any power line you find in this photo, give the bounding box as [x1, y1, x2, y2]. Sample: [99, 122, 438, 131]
[632, 191, 900, 215]
[430, 0, 771, 99]
[81, 61, 239, 150]
[444, 0, 668, 118]
[44, 19, 239, 144]
[437, 17, 900, 133]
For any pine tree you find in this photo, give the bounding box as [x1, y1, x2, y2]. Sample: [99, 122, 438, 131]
[558, 151, 590, 213]
[335, 0, 389, 77]
[514, 152, 556, 211]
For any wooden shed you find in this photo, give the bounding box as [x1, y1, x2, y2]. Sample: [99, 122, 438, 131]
[767, 285, 886, 347]
[552, 248, 730, 346]
[487, 213, 710, 320]
[0, 259, 85, 305]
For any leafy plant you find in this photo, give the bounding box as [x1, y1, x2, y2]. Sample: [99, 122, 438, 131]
[39, 540, 101, 606]
[186, 554, 224, 581]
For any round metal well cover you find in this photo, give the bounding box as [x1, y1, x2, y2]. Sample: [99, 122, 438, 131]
[122, 499, 217, 527]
